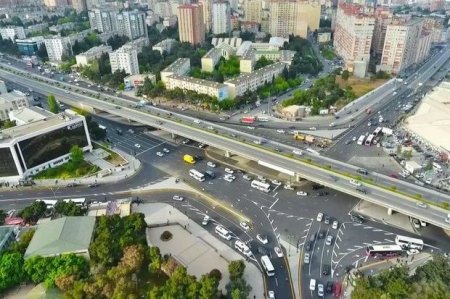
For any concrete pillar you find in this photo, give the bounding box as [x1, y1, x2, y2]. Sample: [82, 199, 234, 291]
[295, 173, 301, 182]
[225, 151, 231, 158]
[171, 133, 176, 139]
[387, 208, 393, 215]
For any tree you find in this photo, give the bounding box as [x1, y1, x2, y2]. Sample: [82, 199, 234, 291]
[54, 201, 87, 216]
[148, 246, 163, 274]
[70, 145, 84, 165]
[107, 35, 130, 50]
[228, 260, 246, 281]
[342, 70, 350, 80]
[0, 252, 25, 293]
[48, 94, 59, 113]
[18, 201, 47, 224]
[9, 229, 35, 254]
[0, 119, 16, 129]
[255, 56, 274, 70]
[199, 274, 219, 299]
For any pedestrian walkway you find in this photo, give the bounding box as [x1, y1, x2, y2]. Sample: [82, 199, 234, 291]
[341, 252, 431, 299]
[280, 239, 301, 299]
[135, 202, 264, 298]
[31, 146, 141, 188]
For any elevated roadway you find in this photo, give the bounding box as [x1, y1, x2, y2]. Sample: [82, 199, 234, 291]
[0, 64, 450, 230]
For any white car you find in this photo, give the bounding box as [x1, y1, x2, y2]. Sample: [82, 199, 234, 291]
[240, 221, 250, 231]
[284, 184, 294, 190]
[332, 220, 339, 229]
[292, 149, 303, 155]
[317, 212, 324, 222]
[416, 201, 428, 208]
[274, 246, 283, 258]
[172, 195, 184, 201]
[256, 234, 268, 244]
[325, 235, 333, 246]
[318, 284, 324, 297]
[349, 179, 362, 187]
[202, 216, 210, 225]
[243, 174, 252, 181]
[162, 148, 170, 153]
[224, 175, 236, 182]
[271, 180, 281, 186]
[207, 161, 217, 168]
[407, 248, 420, 255]
[276, 129, 285, 134]
[134, 143, 141, 148]
[268, 291, 275, 299]
[329, 122, 335, 127]
[425, 177, 432, 184]
[224, 168, 234, 174]
[247, 126, 255, 130]
[297, 191, 308, 196]
[156, 152, 164, 157]
[352, 136, 357, 141]
[309, 127, 317, 130]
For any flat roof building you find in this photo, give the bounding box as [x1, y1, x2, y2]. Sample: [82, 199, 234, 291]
[16, 36, 45, 57]
[165, 74, 229, 101]
[0, 111, 92, 182]
[160, 58, 191, 83]
[0, 90, 32, 121]
[124, 74, 156, 88]
[201, 48, 222, 72]
[109, 44, 139, 75]
[75, 45, 112, 66]
[152, 38, 177, 54]
[8, 106, 53, 126]
[178, 4, 205, 45]
[44, 36, 72, 62]
[0, 26, 26, 41]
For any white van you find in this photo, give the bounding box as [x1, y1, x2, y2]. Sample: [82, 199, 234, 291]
[309, 278, 316, 291]
[193, 119, 201, 124]
[234, 240, 252, 257]
[433, 162, 443, 172]
[215, 225, 232, 240]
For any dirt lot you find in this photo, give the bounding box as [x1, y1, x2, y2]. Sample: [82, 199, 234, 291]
[336, 75, 388, 97]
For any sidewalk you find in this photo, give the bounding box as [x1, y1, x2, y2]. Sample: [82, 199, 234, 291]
[280, 239, 301, 299]
[341, 252, 432, 299]
[134, 202, 265, 298]
[31, 146, 141, 188]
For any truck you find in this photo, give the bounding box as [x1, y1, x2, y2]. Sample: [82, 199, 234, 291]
[183, 154, 196, 164]
[241, 116, 256, 124]
[293, 133, 305, 141]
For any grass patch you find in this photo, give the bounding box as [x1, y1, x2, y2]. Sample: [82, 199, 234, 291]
[336, 75, 387, 98]
[322, 48, 335, 60]
[33, 160, 100, 179]
[93, 142, 127, 166]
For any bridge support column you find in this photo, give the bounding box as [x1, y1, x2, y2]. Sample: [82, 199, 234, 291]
[295, 173, 301, 182]
[225, 151, 231, 158]
[387, 208, 393, 215]
[171, 133, 176, 139]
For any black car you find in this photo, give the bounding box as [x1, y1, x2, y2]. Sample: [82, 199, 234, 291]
[324, 216, 330, 225]
[305, 241, 312, 251]
[350, 214, 364, 224]
[66, 182, 79, 188]
[356, 187, 368, 194]
[257, 246, 269, 255]
[194, 155, 203, 161]
[326, 281, 333, 293]
[317, 191, 329, 196]
[88, 182, 100, 188]
[312, 184, 324, 190]
[205, 170, 215, 178]
[356, 168, 369, 175]
[322, 264, 331, 276]
[318, 230, 325, 239]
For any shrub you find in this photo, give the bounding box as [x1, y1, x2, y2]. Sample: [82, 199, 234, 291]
[209, 269, 222, 281]
[160, 231, 173, 241]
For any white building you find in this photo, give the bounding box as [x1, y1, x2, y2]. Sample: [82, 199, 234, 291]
[88, 9, 118, 34]
[0, 111, 92, 182]
[160, 58, 191, 83]
[44, 37, 72, 62]
[224, 62, 287, 98]
[201, 48, 222, 72]
[124, 74, 156, 88]
[0, 90, 32, 121]
[152, 38, 177, 54]
[0, 26, 26, 41]
[75, 45, 112, 66]
[109, 44, 140, 75]
[8, 106, 53, 126]
[116, 10, 148, 40]
[212, 1, 231, 35]
[165, 74, 229, 100]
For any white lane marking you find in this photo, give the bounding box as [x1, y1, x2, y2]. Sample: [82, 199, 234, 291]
[384, 239, 394, 242]
[373, 229, 383, 232]
[384, 232, 394, 235]
[269, 197, 280, 209]
[373, 240, 382, 244]
[355, 245, 363, 249]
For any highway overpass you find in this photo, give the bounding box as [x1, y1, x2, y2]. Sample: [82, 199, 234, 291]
[0, 64, 450, 230]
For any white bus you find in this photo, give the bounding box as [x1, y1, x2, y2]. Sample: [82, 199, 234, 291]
[251, 180, 271, 193]
[357, 135, 366, 145]
[215, 225, 232, 240]
[257, 116, 269, 122]
[189, 169, 205, 182]
[36, 199, 58, 208]
[366, 245, 403, 257]
[395, 235, 424, 250]
[63, 198, 87, 207]
[373, 127, 383, 136]
[365, 134, 375, 146]
[260, 255, 275, 277]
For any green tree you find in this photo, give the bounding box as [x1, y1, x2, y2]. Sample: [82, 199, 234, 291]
[70, 145, 84, 165]
[228, 260, 245, 281]
[9, 229, 35, 254]
[18, 201, 47, 224]
[118, 83, 125, 91]
[48, 94, 59, 113]
[199, 274, 219, 299]
[255, 56, 274, 70]
[342, 70, 350, 80]
[0, 252, 25, 293]
[1, 119, 16, 129]
[148, 246, 163, 274]
[54, 201, 87, 216]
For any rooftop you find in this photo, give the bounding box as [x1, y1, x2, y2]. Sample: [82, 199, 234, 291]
[162, 58, 191, 73]
[169, 74, 228, 89]
[203, 48, 222, 59]
[9, 106, 54, 124]
[0, 90, 28, 103]
[225, 62, 287, 84]
[24, 216, 96, 259]
[77, 45, 112, 56]
[0, 111, 82, 143]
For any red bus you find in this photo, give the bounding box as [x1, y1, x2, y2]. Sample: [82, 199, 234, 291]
[241, 116, 255, 124]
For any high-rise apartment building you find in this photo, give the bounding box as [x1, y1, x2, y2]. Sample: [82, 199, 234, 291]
[244, 0, 262, 23]
[0, 26, 26, 40]
[212, 1, 231, 35]
[199, 0, 212, 32]
[71, 0, 87, 12]
[295, 1, 321, 38]
[43, 0, 68, 8]
[44, 37, 72, 61]
[371, 7, 392, 57]
[109, 44, 140, 75]
[116, 10, 148, 40]
[178, 4, 205, 45]
[378, 18, 430, 74]
[333, 3, 375, 77]
[88, 9, 118, 33]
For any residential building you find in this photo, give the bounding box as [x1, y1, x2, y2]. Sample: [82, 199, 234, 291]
[199, 0, 212, 32]
[211, 37, 242, 49]
[225, 62, 287, 98]
[43, 0, 69, 8]
[0, 26, 26, 40]
[75, 45, 112, 66]
[160, 58, 191, 83]
[178, 4, 205, 45]
[216, 42, 236, 59]
[377, 18, 426, 74]
[109, 44, 139, 75]
[212, 1, 231, 35]
[163, 16, 178, 28]
[124, 74, 156, 88]
[0, 111, 92, 182]
[116, 10, 148, 40]
[71, 0, 87, 12]
[128, 37, 150, 52]
[154, 1, 173, 18]
[88, 9, 118, 34]
[16, 36, 45, 56]
[295, 1, 321, 38]
[230, 15, 240, 30]
[0, 90, 32, 121]
[244, 0, 262, 23]
[371, 7, 392, 58]
[24, 217, 96, 259]
[152, 38, 177, 54]
[239, 47, 256, 73]
[241, 21, 260, 33]
[201, 48, 222, 72]
[333, 3, 375, 77]
[317, 32, 331, 43]
[44, 37, 72, 62]
[166, 75, 229, 100]
[415, 30, 432, 66]
[24, 23, 49, 36]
